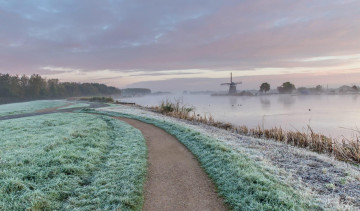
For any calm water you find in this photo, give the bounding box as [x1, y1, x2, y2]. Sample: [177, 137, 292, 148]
[117, 94, 360, 139]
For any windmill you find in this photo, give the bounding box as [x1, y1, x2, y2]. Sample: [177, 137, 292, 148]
[221, 72, 242, 94]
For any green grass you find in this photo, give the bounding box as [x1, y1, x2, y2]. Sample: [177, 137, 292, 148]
[0, 100, 69, 116]
[83, 109, 321, 211]
[0, 113, 147, 210]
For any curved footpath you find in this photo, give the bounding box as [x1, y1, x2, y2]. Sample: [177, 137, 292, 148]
[1, 103, 226, 210]
[115, 117, 226, 211]
[101, 105, 360, 209]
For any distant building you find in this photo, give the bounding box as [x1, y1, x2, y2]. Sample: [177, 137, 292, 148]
[221, 73, 242, 94]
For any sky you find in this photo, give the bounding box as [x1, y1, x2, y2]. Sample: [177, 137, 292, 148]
[1, 0, 360, 91]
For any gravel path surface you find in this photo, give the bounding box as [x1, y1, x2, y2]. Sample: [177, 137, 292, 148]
[115, 117, 226, 211]
[100, 105, 360, 210]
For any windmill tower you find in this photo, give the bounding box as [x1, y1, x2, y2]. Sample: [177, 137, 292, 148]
[221, 72, 242, 94]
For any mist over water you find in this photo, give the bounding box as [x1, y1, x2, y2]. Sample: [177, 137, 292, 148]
[118, 94, 360, 139]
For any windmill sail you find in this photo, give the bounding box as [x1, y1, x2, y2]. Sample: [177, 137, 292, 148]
[220, 72, 241, 94]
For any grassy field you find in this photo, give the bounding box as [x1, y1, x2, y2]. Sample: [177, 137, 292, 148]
[84, 109, 320, 210]
[57, 102, 90, 110]
[0, 113, 147, 210]
[0, 100, 69, 116]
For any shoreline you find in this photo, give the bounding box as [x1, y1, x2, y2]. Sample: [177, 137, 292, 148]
[128, 102, 360, 165]
[98, 104, 360, 209]
[116, 92, 360, 99]
[116, 93, 360, 140]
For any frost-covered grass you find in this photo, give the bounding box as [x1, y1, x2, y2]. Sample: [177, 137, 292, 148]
[57, 102, 90, 110]
[83, 109, 320, 211]
[0, 100, 69, 116]
[0, 113, 147, 210]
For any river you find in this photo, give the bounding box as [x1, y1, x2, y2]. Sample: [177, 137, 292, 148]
[116, 94, 360, 139]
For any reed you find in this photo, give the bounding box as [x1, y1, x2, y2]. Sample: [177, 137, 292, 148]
[150, 100, 360, 165]
[153, 98, 195, 119]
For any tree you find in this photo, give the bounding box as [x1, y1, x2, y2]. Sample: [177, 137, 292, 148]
[0, 74, 11, 97]
[315, 85, 322, 91]
[0, 73, 122, 104]
[28, 74, 47, 98]
[352, 85, 358, 92]
[260, 82, 270, 93]
[48, 79, 59, 97]
[277, 82, 296, 94]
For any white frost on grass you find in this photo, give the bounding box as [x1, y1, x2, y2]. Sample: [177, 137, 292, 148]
[57, 103, 90, 110]
[99, 105, 360, 210]
[0, 100, 68, 116]
[0, 112, 146, 210]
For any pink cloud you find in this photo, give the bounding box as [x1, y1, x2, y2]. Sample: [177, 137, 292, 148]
[0, 0, 359, 86]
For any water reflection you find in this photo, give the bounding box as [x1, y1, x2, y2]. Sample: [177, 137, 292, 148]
[352, 94, 358, 102]
[117, 94, 360, 138]
[278, 95, 296, 108]
[228, 97, 237, 108]
[260, 97, 271, 109]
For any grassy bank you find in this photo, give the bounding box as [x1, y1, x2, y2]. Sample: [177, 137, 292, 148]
[0, 100, 69, 116]
[83, 109, 320, 210]
[57, 103, 90, 110]
[152, 100, 360, 165]
[0, 113, 147, 210]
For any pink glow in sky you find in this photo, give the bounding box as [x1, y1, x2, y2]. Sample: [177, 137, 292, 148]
[1, 0, 360, 90]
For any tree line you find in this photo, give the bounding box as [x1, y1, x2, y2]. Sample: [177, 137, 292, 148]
[259, 81, 359, 94]
[259, 81, 296, 94]
[0, 73, 121, 104]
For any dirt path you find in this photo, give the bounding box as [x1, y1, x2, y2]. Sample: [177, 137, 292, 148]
[115, 117, 226, 211]
[35, 103, 73, 113]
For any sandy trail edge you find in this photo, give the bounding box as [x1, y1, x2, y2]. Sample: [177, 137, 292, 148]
[114, 117, 226, 211]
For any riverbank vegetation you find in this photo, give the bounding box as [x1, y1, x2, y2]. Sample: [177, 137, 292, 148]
[157, 98, 194, 118]
[78, 96, 115, 103]
[0, 73, 121, 104]
[0, 113, 147, 210]
[257, 81, 359, 95]
[83, 109, 320, 210]
[152, 99, 360, 165]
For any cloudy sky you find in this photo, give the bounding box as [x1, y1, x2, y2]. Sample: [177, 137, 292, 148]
[1, 0, 360, 91]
